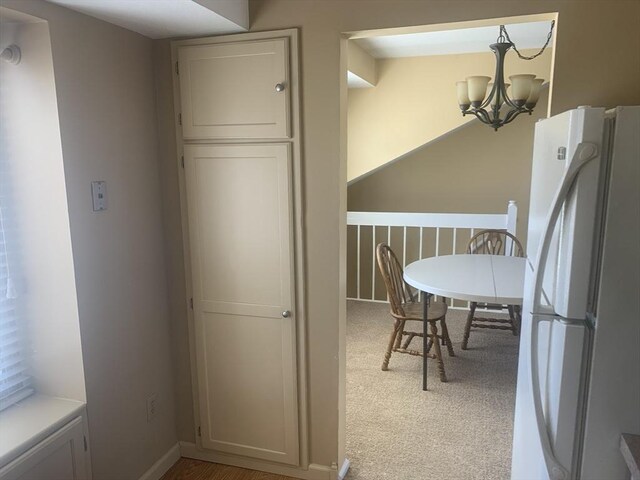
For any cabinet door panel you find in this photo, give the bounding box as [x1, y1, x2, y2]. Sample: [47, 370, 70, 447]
[179, 39, 290, 139]
[184, 144, 298, 465]
[1, 417, 88, 480]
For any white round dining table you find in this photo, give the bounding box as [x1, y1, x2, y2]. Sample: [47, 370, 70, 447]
[403, 254, 526, 390]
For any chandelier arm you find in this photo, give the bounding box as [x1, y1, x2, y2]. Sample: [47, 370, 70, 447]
[503, 107, 524, 125]
[470, 108, 491, 125]
[499, 79, 519, 109]
[480, 81, 499, 110]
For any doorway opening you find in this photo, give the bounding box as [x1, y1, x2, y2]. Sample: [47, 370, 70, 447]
[339, 12, 558, 479]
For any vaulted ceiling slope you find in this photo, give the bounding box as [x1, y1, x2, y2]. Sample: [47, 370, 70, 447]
[45, 0, 248, 39]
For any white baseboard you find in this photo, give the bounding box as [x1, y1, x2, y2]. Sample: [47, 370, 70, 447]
[338, 458, 350, 480]
[179, 441, 337, 480]
[139, 443, 181, 480]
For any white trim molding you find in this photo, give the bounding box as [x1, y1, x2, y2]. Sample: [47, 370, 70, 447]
[338, 458, 350, 480]
[179, 442, 337, 480]
[139, 443, 180, 480]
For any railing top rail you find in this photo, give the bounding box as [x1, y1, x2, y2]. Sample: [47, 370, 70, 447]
[346, 211, 509, 229]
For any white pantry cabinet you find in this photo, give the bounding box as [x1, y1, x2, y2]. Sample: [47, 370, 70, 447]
[173, 29, 306, 472]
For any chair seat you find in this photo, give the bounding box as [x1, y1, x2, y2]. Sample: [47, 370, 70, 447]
[400, 300, 447, 321]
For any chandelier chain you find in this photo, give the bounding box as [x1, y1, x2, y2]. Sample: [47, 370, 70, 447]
[499, 20, 555, 61]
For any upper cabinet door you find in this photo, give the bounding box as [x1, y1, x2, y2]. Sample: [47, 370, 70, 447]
[178, 38, 290, 139]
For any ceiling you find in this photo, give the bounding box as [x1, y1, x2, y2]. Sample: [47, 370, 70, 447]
[45, 0, 248, 39]
[353, 21, 554, 59]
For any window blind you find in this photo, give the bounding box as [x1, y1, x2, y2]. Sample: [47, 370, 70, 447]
[1, 46, 33, 411]
[0, 192, 32, 412]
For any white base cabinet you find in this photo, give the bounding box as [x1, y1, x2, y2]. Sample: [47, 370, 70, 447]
[0, 397, 90, 480]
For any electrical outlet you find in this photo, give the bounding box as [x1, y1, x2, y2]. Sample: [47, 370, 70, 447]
[146, 394, 158, 422]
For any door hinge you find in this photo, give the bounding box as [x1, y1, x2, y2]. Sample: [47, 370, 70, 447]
[190, 298, 194, 309]
[178, 113, 182, 125]
[83, 435, 88, 452]
[197, 426, 201, 437]
[175, 61, 179, 75]
[181, 156, 184, 168]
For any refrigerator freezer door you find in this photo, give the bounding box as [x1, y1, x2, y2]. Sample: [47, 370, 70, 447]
[526, 110, 572, 305]
[526, 108, 605, 319]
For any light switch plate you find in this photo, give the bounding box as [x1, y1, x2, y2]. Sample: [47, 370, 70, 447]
[91, 181, 107, 211]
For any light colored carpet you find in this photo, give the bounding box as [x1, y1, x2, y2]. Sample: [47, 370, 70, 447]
[345, 300, 519, 480]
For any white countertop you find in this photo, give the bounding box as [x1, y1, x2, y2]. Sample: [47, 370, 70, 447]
[0, 394, 85, 466]
[403, 254, 526, 304]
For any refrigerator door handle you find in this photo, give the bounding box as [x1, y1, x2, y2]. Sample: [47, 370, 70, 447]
[529, 142, 599, 480]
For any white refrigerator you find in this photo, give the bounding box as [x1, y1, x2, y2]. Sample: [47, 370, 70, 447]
[511, 106, 640, 480]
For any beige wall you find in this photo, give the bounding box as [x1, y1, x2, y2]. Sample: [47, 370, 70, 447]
[348, 48, 552, 181]
[158, 0, 640, 472]
[347, 89, 549, 299]
[1, 0, 636, 477]
[0, 17, 86, 403]
[150, 0, 640, 472]
[349, 89, 550, 235]
[0, 1, 177, 479]
[347, 41, 376, 86]
[248, 0, 640, 470]
[153, 39, 196, 443]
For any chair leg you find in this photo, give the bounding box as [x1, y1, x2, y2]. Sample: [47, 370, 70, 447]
[508, 305, 519, 336]
[426, 337, 433, 354]
[394, 319, 406, 349]
[440, 318, 455, 357]
[440, 297, 447, 345]
[402, 332, 416, 350]
[429, 321, 447, 382]
[462, 302, 477, 350]
[381, 320, 401, 371]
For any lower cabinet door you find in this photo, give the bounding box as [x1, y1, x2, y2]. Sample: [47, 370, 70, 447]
[1, 417, 88, 480]
[184, 143, 299, 465]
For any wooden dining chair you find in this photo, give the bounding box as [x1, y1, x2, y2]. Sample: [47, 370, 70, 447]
[462, 229, 524, 349]
[376, 242, 454, 382]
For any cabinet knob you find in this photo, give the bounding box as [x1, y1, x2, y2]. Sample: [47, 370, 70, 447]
[282, 310, 291, 318]
[275, 83, 285, 92]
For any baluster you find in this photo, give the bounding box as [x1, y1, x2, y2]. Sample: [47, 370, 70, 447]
[418, 227, 424, 302]
[403, 226, 407, 267]
[356, 225, 361, 300]
[452, 228, 457, 254]
[371, 226, 376, 301]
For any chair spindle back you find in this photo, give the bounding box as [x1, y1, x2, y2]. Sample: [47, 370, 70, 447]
[466, 230, 524, 258]
[376, 243, 415, 318]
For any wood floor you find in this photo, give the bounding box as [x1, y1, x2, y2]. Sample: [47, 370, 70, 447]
[161, 458, 296, 480]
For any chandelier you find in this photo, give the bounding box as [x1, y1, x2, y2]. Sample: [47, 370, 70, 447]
[456, 21, 555, 131]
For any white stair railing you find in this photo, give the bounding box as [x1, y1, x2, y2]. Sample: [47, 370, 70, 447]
[347, 201, 518, 307]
